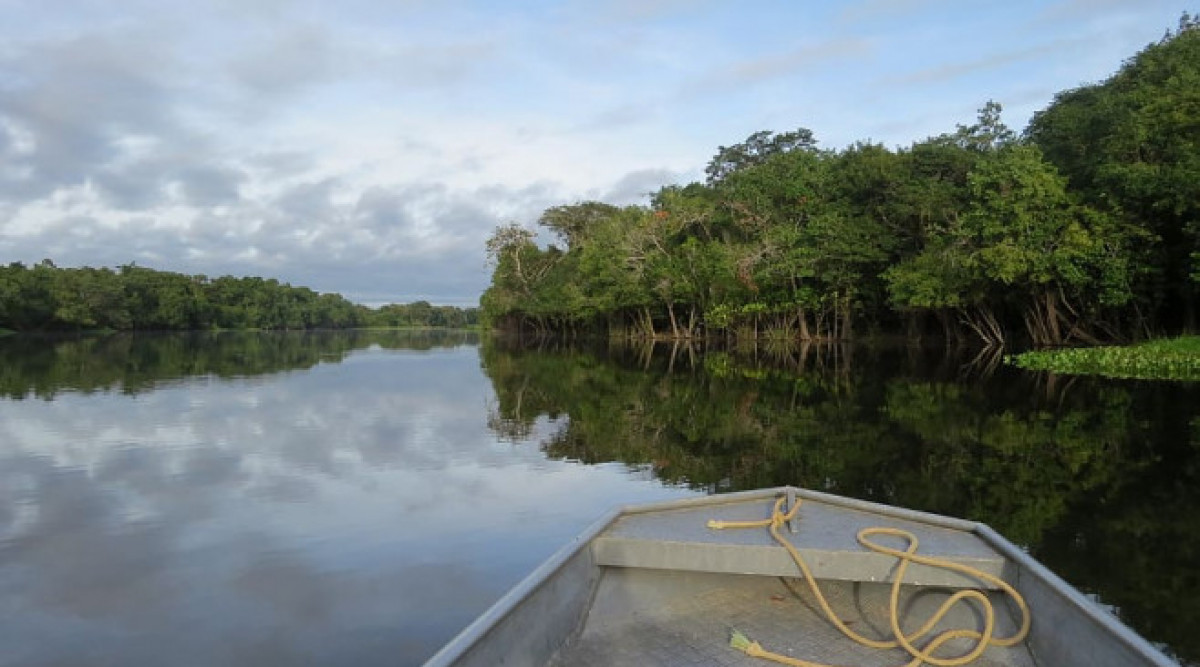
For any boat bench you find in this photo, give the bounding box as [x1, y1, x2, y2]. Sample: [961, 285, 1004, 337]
[591, 495, 1009, 589]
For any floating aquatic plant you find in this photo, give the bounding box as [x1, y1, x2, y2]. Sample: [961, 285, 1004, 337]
[1008, 337, 1200, 381]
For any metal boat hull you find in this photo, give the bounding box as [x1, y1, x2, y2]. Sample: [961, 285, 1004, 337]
[424, 487, 1175, 667]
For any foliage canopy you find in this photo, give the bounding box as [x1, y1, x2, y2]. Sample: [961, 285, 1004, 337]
[482, 20, 1200, 347]
[0, 261, 478, 332]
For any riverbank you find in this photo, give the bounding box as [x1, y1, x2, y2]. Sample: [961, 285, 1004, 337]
[1009, 336, 1200, 381]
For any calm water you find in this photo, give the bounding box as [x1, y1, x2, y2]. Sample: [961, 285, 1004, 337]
[0, 332, 1196, 666]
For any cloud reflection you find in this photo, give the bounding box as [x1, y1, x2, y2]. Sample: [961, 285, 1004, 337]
[0, 337, 694, 666]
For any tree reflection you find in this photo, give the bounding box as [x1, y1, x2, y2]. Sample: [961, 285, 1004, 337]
[479, 339, 1200, 665]
[0, 330, 479, 399]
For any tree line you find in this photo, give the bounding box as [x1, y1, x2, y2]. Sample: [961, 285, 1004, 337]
[482, 17, 1199, 347]
[0, 261, 479, 332]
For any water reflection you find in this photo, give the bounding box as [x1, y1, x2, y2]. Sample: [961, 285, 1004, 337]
[0, 332, 696, 666]
[481, 338, 1200, 665]
[0, 329, 480, 398]
[1, 333, 1196, 665]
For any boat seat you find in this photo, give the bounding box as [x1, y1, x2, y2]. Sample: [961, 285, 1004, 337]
[591, 497, 1008, 589]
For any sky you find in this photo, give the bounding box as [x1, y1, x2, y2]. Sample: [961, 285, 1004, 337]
[0, 1, 1188, 306]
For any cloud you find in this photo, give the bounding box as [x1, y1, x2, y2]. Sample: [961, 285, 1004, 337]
[245, 150, 318, 178]
[890, 37, 1086, 86]
[225, 20, 496, 99]
[597, 168, 688, 205]
[0, 0, 1185, 306]
[89, 152, 247, 210]
[347, 181, 545, 257]
[0, 23, 260, 224]
[573, 104, 655, 132]
[274, 177, 342, 221]
[0, 30, 186, 200]
[1, 175, 563, 303]
[0, 121, 12, 156]
[176, 164, 247, 206]
[0, 7, 586, 305]
[686, 37, 873, 94]
[377, 40, 500, 89]
[227, 24, 341, 96]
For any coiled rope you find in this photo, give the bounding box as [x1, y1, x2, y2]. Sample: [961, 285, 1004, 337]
[706, 496, 1030, 667]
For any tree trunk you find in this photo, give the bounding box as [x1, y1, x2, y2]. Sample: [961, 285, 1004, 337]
[906, 312, 923, 343]
[641, 307, 656, 339]
[841, 294, 853, 340]
[961, 306, 1004, 347]
[1045, 291, 1062, 345]
[666, 301, 680, 339]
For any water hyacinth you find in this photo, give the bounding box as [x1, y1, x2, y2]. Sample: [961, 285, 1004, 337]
[1008, 337, 1200, 381]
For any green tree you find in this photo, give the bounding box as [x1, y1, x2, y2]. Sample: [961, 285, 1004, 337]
[538, 201, 620, 250]
[476, 18, 1198, 345]
[964, 144, 1136, 345]
[705, 127, 818, 184]
[1028, 18, 1200, 331]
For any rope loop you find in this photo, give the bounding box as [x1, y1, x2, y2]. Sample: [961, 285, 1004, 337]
[708, 496, 1031, 667]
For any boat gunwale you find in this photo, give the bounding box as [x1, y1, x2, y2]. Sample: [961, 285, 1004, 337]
[422, 486, 1178, 667]
[973, 524, 1177, 667]
[420, 506, 620, 667]
[421, 488, 784, 666]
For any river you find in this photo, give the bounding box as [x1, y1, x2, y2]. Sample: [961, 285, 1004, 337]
[0, 331, 1195, 666]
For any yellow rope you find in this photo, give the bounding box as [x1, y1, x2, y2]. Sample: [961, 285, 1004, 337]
[707, 496, 1031, 667]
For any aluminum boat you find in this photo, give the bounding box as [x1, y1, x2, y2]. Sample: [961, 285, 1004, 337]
[424, 487, 1176, 667]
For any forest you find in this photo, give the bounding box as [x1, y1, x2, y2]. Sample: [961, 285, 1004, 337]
[0, 261, 478, 332]
[481, 17, 1199, 347]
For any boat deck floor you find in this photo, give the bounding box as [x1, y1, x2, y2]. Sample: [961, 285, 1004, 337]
[549, 568, 1038, 667]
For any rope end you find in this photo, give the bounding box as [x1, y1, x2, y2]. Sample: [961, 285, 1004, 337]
[729, 629, 752, 650]
[724, 628, 763, 652]
[707, 519, 726, 530]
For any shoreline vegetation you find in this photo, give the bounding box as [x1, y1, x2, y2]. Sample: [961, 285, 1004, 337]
[481, 17, 1199, 350]
[0, 262, 478, 333]
[1009, 336, 1200, 381]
